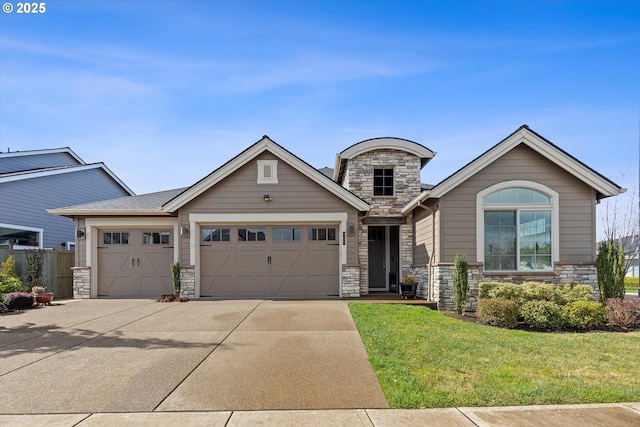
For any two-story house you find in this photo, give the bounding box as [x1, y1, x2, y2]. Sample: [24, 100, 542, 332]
[50, 126, 623, 309]
[1, 148, 134, 249]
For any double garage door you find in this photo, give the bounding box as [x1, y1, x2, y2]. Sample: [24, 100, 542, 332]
[97, 229, 174, 297]
[199, 224, 339, 298]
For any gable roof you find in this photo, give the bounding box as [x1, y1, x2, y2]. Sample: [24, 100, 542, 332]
[334, 137, 436, 183]
[162, 136, 370, 212]
[0, 147, 84, 163]
[402, 125, 624, 214]
[48, 188, 186, 217]
[0, 162, 135, 196]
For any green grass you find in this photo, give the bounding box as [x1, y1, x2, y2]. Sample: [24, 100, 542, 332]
[625, 285, 638, 293]
[349, 303, 640, 408]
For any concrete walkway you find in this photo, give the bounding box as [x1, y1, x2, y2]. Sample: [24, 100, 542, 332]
[1, 300, 639, 426]
[1, 403, 639, 426]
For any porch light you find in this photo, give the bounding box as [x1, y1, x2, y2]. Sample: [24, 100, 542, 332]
[263, 194, 272, 201]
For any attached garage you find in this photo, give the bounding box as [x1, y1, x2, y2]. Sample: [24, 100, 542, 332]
[97, 229, 174, 297]
[199, 224, 339, 298]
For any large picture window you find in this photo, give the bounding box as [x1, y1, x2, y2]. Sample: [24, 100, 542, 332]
[478, 183, 557, 272]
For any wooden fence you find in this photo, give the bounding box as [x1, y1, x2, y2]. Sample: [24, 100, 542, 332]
[0, 248, 74, 299]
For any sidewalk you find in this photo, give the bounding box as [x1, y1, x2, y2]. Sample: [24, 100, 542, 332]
[1, 403, 639, 426]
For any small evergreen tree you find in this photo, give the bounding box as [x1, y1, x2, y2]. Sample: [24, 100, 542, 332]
[171, 261, 181, 296]
[453, 252, 469, 315]
[596, 240, 625, 300]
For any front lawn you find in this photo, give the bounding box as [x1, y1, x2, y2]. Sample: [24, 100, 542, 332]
[349, 303, 640, 408]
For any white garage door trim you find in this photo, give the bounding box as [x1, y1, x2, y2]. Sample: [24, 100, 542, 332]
[85, 218, 179, 298]
[189, 213, 348, 298]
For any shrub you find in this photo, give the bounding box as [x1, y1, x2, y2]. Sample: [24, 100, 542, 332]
[562, 301, 606, 330]
[477, 298, 519, 329]
[560, 283, 595, 304]
[485, 283, 523, 302]
[3, 292, 34, 310]
[0, 272, 25, 295]
[478, 282, 502, 299]
[624, 277, 639, 288]
[605, 298, 640, 330]
[453, 253, 469, 315]
[521, 282, 563, 305]
[521, 300, 563, 330]
[596, 241, 625, 300]
[1, 255, 17, 277]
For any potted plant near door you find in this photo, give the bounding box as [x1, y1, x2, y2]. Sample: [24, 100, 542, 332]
[400, 274, 417, 299]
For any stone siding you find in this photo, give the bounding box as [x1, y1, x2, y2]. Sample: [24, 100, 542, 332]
[430, 262, 598, 311]
[341, 264, 362, 297]
[344, 150, 423, 293]
[71, 266, 91, 299]
[179, 265, 195, 299]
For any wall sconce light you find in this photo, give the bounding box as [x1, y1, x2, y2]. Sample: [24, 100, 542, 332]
[263, 194, 272, 201]
[76, 229, 85, 238]
[180, 226, 189, 236]
[347, 224, 355, 235]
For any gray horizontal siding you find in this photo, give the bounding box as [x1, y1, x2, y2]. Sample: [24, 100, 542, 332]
[439, 143, 597, 263]
[1, 168, 131, 248]
[0, 152, 81, 174]
[178, 151, 360, 264]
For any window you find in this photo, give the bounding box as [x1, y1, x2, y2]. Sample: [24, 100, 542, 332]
[373, 168, 394, 196]
[257, 160, 278, 184]
[0, 223, 43, 248]
[238, 228, 266, 241]
[103, 232, 129, 245]
[309, 227, 336, 241]
[273, 228, 301, 241]
[202, 228, 230, 242]
[478, 182, 558, 272]
[143, 232, 170, 245]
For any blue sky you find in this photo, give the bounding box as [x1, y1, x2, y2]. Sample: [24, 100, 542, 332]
[1, 0, 639, 206]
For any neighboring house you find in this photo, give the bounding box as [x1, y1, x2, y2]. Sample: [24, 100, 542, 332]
[1, 148, 134, 249]
[50, 126, 624, 309]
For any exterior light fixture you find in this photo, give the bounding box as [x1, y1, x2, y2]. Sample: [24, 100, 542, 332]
[263, 194, 272, 201]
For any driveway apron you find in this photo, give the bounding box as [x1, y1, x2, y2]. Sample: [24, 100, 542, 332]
[0, 299, 388, 414]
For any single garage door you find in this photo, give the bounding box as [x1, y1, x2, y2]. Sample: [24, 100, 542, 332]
[200, 225, 339, 298]
[97, 229, 174, 297]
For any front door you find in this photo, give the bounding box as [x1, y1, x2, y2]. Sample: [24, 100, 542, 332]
[368, 226, 400, 291]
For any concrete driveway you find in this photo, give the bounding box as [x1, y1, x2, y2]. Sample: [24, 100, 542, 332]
[0, 299, 388, 414]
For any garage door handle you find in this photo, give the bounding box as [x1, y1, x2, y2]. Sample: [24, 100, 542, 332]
[137, 258, 140, 266]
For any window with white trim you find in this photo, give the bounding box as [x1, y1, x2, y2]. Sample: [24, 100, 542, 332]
[479, 184, 557, 272]
[257, 160, 278, 184]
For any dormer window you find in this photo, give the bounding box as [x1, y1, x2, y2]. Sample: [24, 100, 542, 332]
[257, 160, 278, 184]
[373, 168, 394, 196]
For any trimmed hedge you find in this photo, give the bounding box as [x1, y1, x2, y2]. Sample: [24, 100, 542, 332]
[562, 301, 606, 330]
[477, 281, 609, 331]
[476, 297, 519, 329]
[520, 300, 563, 330]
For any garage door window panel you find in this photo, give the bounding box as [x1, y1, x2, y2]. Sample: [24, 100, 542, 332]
[309, 227, 336, 241]
[103, 232, 129, 245]
[274, 228, 301, 241]
[202, 228, 230, 242]
[239, 228, 266, 242]
[143, 232, 170, 245]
